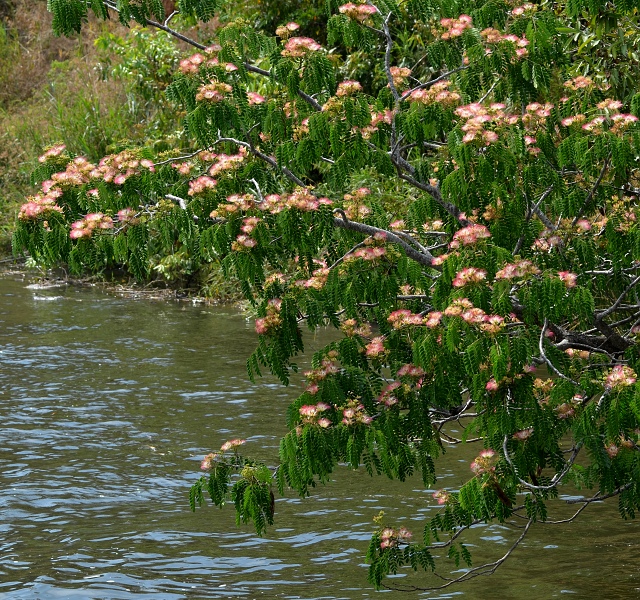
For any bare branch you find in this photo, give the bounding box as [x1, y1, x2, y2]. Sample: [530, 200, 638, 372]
[385, 520, 534, 592]
[503, 435, 581, 492]
[539, 320, 579, 385]
[333, 213, 439, 269]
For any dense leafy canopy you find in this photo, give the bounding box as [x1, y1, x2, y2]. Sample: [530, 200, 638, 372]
[13, 0, 640, 590]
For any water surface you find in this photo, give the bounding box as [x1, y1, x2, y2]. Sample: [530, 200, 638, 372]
[0, 274, 638, 598]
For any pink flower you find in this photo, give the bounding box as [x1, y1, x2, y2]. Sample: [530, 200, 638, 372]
[281, 37, 323, 57]
[605, 365, 637, 389]
[433, 489, 450, 505]
[220, 438, 246, 452]
[366, 336, 386, 357]
[605, 443, 619, 459]
[513, 428, 533, 441]
[557, 271, 577, 288]
[486, 378, 499, 392]
[470, 448, 498, 475]
[452, 267, 487, 288]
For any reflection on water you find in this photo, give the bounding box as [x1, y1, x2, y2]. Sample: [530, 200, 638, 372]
[0, 274, 638, 599]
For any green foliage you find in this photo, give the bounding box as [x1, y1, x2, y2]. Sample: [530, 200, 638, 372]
[13, 0, 640, 591]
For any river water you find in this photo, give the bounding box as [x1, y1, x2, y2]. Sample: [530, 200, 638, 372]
[0, 273, 638, 599]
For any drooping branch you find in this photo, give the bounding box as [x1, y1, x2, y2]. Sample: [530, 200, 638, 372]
[384, 519, 534, 592]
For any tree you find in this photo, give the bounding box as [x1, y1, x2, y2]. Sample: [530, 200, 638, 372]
[12, 0, 640, 591]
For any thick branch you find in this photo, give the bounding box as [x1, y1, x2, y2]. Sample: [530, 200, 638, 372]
[333, 213, 439, 269]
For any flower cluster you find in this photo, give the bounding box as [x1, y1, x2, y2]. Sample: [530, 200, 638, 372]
[179, 52, 205, 75]
[444, 297, 474, 317]
[232, 234, 257, 251]
[346, 246, 387, 262]
[455, 102, 518, 144]
[200, 452, 221, 470]
[563, 76, 594, 91]
[342, 187, 371, 220]
[532, 377, 554, 407]
[188, 175, 217, 196]
[443, 299, 505, 333]
[452, 267, 487, 287]
[480, 28, 529, 58]
[379, 526, 412, 549]
[521, 102, 554, 133]
[388, 309, 424, 329]
[254, 298, 282, 335]
[407, 80, 461, 108]
[340, 319, 372, 337]
[281, 37, 323, 58]
[38, 143, 67, 163]
[495, 260, 540, 280]
[338, 3, 378, 23]
[532, 231, 562, 252]
[557, 271, 578, 288]
[69, 212, 114, 239]
[439, 14, 472, 40]
[240, 216, 261, 234]
[605, 365, 637, 390]
[275, 22, 300, 38]
[297, 267, 330, 290]
[259, 190, 332, 214]
[304, 350, 341, 384]
[195, 81, 233, 103]
[18, 190, 64, 221]
[336, 80, 363, 97]
[220, 438, 246, 452]
[433, 489, 451, 505]
[299, 402, 332, 428]
[389, 66, 412, 88]
[116, 208, 139, 226]
[377, 381, 401, 407]
[208, 147, 247, 176]
[365, 336, 386, 357]
[359, 108, 394, 139]
[470, 448, 498, 476]
[513, 428, 533, 441]
[486, 378, 499, 392]
[450, 223, 491, 247]
[511, 3, 536, 16]
[341, 398, 374, 426]
[396, 363, 425, 379]
[172, 161, 195, 176]
[211, 194, 256, 217]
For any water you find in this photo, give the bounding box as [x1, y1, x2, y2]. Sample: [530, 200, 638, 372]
[0, 273, 638, 599]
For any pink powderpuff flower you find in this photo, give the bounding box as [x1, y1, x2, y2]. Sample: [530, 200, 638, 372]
[281, 37, 323, 58]
[247, 92, 266, 105]
[605, 365, 637, 389]
[255, 318, 268, 334]
[513, 428, 533, 441]
[452, 267, 487, 288]
[557, 271, 577, 288]
[486, 378, 499, 392]
[433, 489, 450, 505]
[220, 439, 246, 452]
[365, 336, 386, 357]
[200, 452, 220, 470]
[605, 443, 619, 459]
[336, 80, 363, 97]
[424, 311, 443, 328]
